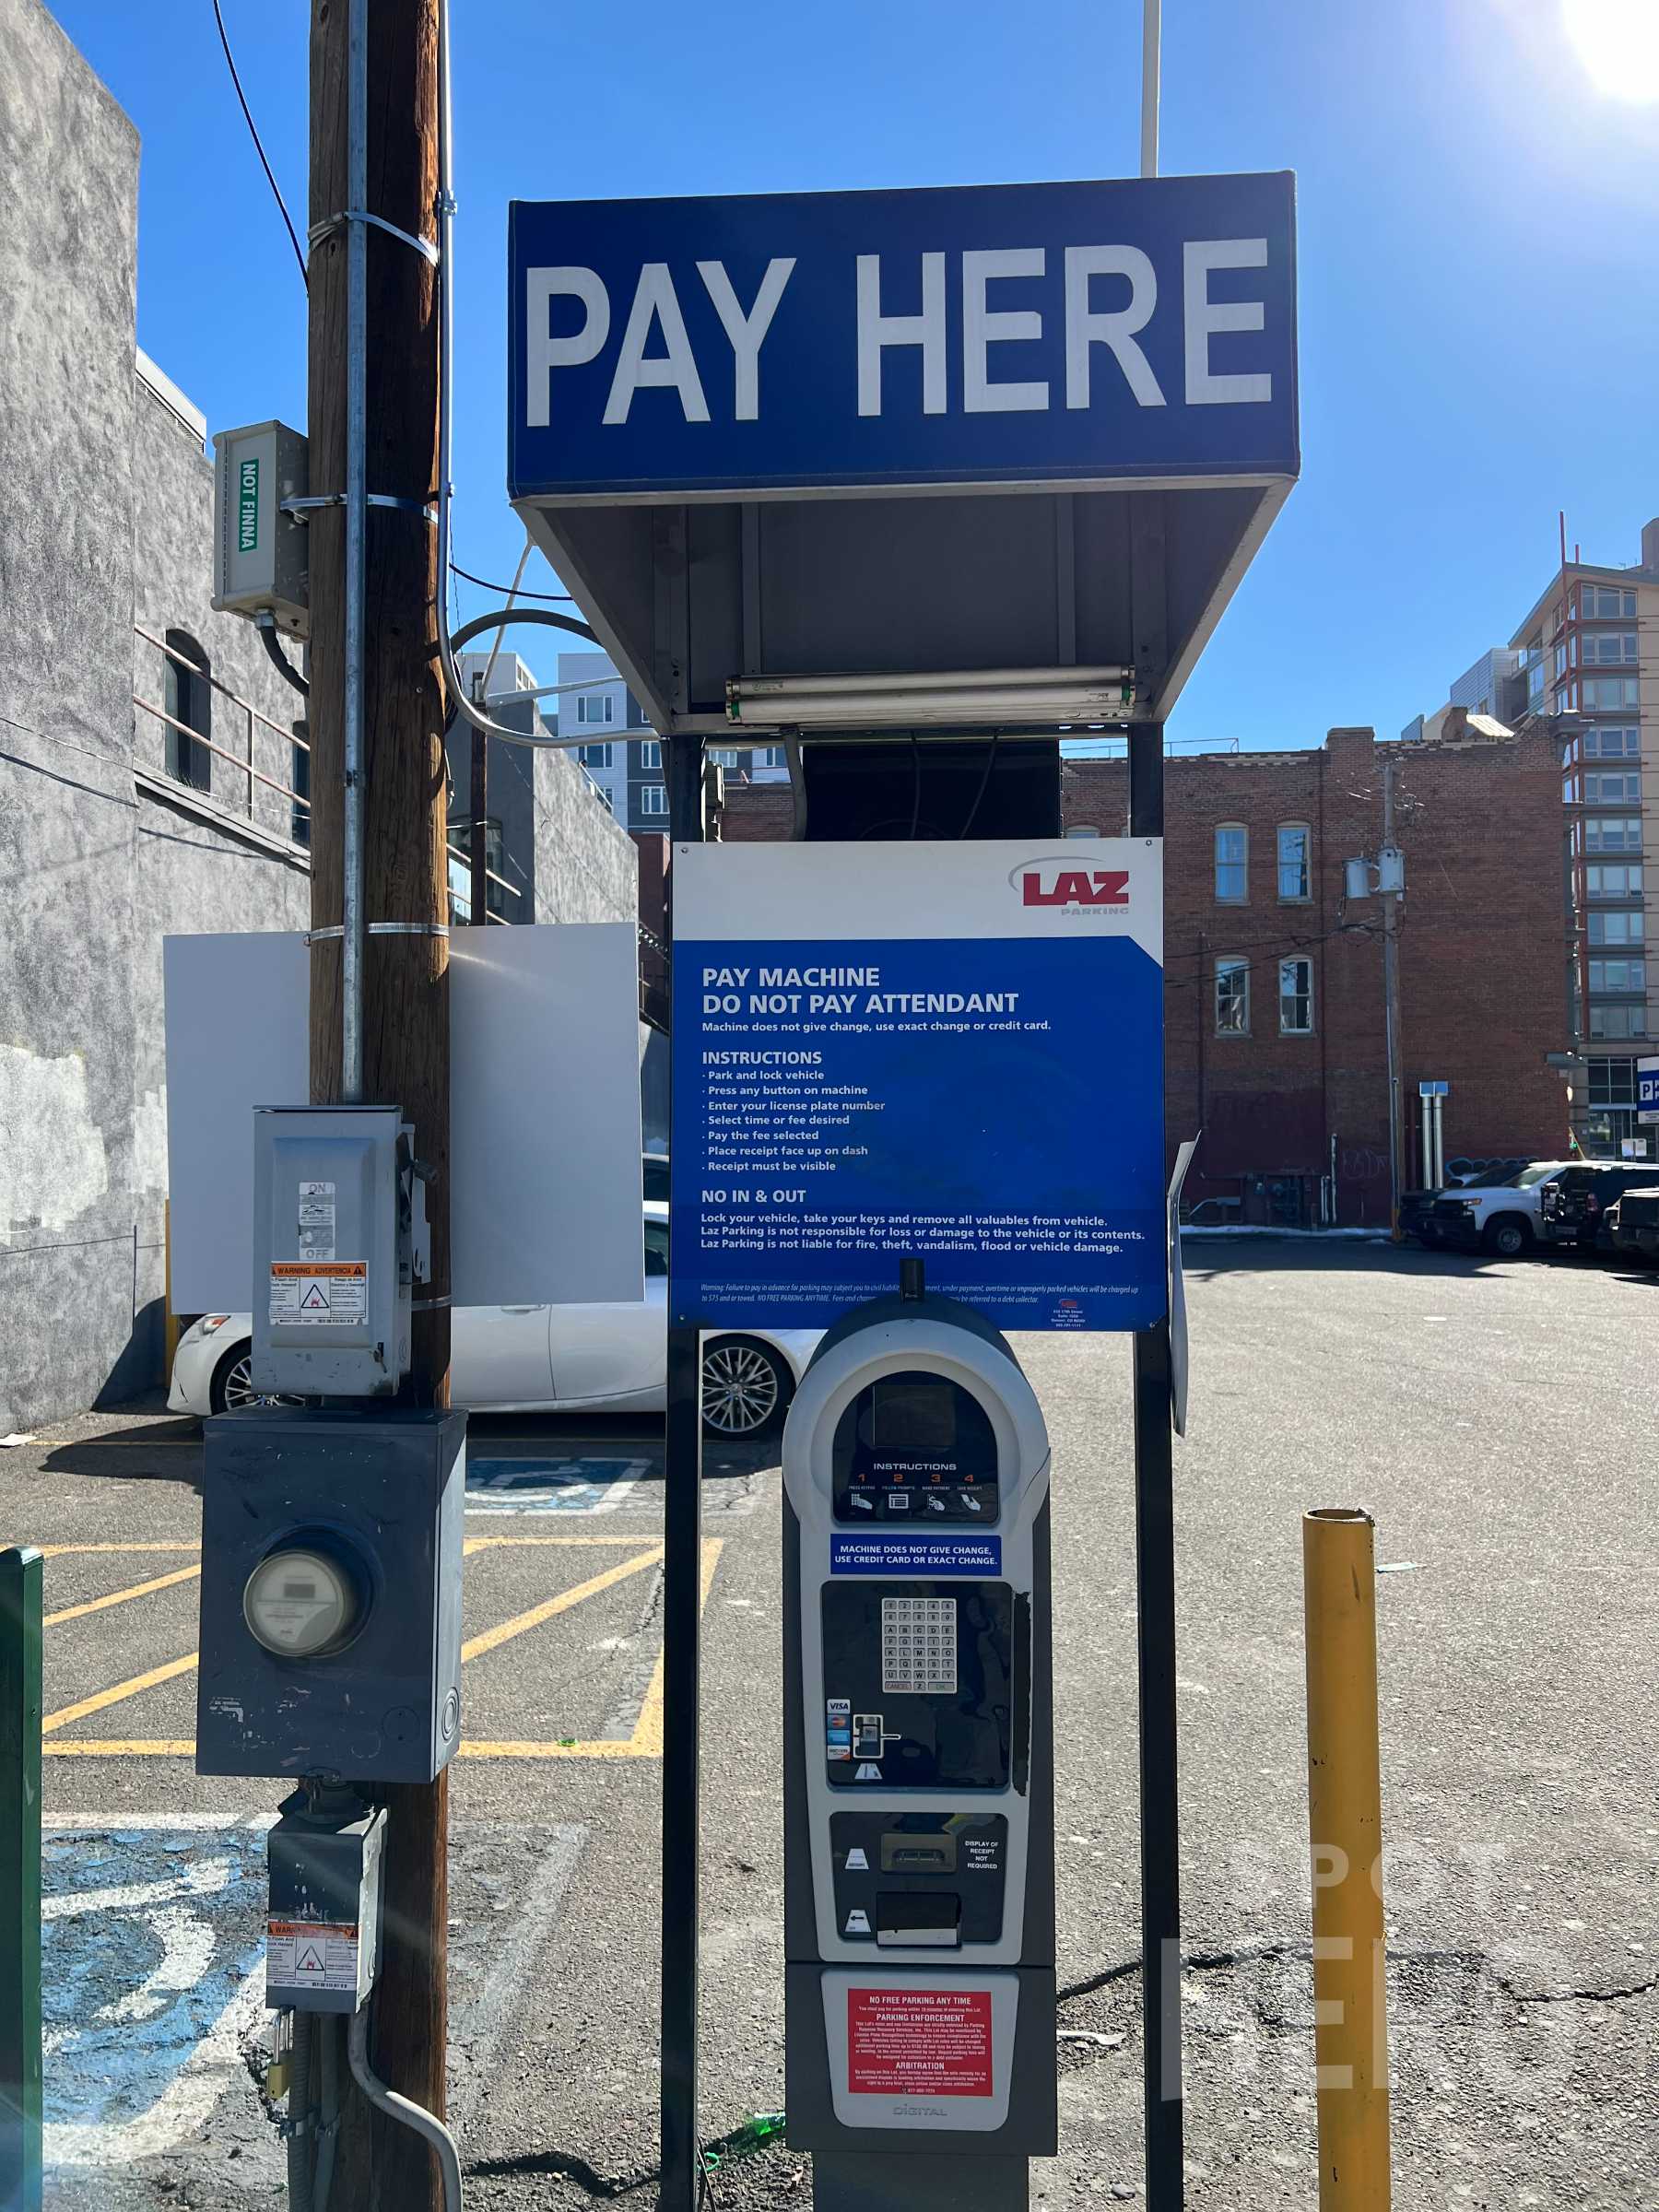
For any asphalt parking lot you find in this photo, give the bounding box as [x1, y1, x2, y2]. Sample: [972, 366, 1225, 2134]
[5, 1240, 1656, 2209]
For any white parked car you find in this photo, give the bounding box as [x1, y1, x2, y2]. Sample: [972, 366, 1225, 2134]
[168, 1204, 820, 1441]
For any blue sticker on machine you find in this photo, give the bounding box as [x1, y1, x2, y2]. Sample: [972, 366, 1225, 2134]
[830, 1533, 1002, 1577]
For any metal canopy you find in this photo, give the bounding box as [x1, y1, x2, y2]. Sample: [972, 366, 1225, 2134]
[509, 174, 1298, 730]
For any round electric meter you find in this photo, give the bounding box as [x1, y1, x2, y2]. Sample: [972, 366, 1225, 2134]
[242, 1547, 359, 1658]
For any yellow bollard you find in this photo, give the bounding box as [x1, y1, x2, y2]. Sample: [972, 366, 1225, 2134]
[1302, 1508, 1392, 2210]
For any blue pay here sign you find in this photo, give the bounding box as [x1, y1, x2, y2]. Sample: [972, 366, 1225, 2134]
[509, 173, 1298, 500]
[671, 841, 1166, 1333]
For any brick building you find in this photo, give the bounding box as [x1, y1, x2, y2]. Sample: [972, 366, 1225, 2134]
[715, 725, 1570, 1227]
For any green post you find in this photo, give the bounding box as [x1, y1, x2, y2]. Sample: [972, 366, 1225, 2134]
[1, 1546, 42, 2212]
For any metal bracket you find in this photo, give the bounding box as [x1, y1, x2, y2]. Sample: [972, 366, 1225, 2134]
[309, 208, 440, 266]
[306, 923, 451, 944]
[411, 1294, 453, 1311]
[282, 493, 435, 523]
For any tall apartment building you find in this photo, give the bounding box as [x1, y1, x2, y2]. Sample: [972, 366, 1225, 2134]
[1414, 514, 1658, 1156]
[553, 650, 788, 830]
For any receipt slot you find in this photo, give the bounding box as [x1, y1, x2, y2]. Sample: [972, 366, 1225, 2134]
[783, 1291, 1055, 2212]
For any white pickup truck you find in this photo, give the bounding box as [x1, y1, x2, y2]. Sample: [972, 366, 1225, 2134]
[1429, 1161, 1573, 1257]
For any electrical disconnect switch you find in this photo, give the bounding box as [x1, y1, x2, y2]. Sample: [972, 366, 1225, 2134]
[251, 1104, 418, 1397]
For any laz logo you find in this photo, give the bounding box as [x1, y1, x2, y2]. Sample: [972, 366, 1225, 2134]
[1012, 857, 1130, 909]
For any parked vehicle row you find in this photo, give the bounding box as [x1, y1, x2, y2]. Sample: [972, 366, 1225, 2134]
[1403, 1157, 1659, 1264]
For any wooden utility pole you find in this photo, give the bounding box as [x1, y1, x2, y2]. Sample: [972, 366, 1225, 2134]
[307, 0, 451, 2205]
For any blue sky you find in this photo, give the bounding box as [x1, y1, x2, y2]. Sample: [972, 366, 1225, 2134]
[50, 0, 1659, 749]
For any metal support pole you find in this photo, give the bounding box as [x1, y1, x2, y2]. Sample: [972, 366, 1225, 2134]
[660, 733, 706, 2212]
[340, 0, 369, 1100]
[1418, 1093, 1431, 1194]
[1127, 722, 1182, 2209]
[1, 1547, 43, 2212]
[1381, 758, 1402, 1235]
[1302, 1510, 1392, 2211]
[1140, 0, 1161, 178]
[1431, 1093, 1444, 1190]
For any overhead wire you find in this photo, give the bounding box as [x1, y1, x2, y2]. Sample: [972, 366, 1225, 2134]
[451, 561, 575, 604]
[209, 0, 309, 292]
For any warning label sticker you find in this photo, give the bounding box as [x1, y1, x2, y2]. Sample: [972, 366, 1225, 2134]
[269, 1261, 368, 1326]
[267, 1918, 360, 1995]
[847, 1987, 993, 2098]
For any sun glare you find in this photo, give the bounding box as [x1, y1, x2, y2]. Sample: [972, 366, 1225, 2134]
[1562, 0, 1659, 102]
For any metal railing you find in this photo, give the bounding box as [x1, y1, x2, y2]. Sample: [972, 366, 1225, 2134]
[133, 625, 310, 842]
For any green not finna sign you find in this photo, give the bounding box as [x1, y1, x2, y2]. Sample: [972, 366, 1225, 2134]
[238, 457, 259, 553]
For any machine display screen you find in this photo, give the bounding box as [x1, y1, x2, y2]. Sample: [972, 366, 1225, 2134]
[831, 1370, 1000, 1524]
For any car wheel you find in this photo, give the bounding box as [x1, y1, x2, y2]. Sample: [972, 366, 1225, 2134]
[209, 1345, 300, 1416]
[1482, 1218, 1529, 1259]
[700, 1337, 793, 1439]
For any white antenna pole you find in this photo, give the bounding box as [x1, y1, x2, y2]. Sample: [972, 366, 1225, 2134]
[1141, 0, 1161, 178]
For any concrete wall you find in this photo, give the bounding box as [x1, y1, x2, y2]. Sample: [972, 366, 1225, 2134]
[0, 0, 145, 1429]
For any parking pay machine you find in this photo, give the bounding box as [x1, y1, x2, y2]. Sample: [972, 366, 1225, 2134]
[782, 1281, 1055, 2212]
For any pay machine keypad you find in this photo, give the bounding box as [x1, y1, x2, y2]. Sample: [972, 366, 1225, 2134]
[831, 1371, 1000, 1524]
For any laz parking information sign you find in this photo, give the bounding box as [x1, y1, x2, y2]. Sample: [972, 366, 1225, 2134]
[670, 840, 1165, 1333]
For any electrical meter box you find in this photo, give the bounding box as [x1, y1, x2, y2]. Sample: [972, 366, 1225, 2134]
[196, 1406, 465, 1783]
[252, 1104, 417, 1398]
[782, 1291, 1055, 2211]
[211, 419, 311, 638]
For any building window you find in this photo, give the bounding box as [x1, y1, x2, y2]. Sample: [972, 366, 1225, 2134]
[578, 741, 613, 770]
[1583, 726, 1640, 759]
[1279, 957, 1313, 1033]
[1215, 825, 1248, 902]
[1589, 1057, 1638, 1108]
[1582, 676, 1641, 711]
[639, 782, 668, 817]
[759, 746, 786, 768]
[1578, 584, 1638, 620]
[1586, 864, 1642, 897]
[1277, 824, 1311, 901]
[594, 782, 614, 814]
[708, 747, 743, 769]
[1584, 771, 1641, 804]
[1589, 1004, 1647, 1040]
[576, 693, 616, 725]
[291, 736, 311, 847]
[1215, 958, 1250, 1034]
[638, 739, 661, 771]
[1579, 629, 1638, 665]
[1588, 910, 1644, 946]
[1586, 817, 1642, 853]
[1589, 959, 1645, 994]
[163, 629, 212, 791]
[1066, 824, 1102, 837]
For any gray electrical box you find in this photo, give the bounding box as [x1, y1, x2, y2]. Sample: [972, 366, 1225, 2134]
[195, 1406, 466, 1783]
[252, 1104, 417, 1398]
[266, 1794, 386, 2014]
[212, 419, 311, 638]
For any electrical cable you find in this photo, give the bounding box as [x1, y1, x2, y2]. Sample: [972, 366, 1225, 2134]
[451, 561, 574, 603]
[209, 0, 308, 292]
[958, 732, 1001, 838]
[347, 2006, 462, 2212]
[256, 613, 309, 695]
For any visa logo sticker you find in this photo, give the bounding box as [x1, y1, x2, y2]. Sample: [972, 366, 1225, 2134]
[830, 1533, 1001, 1577]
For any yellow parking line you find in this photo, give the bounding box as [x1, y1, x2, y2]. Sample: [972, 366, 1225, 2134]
[628, 1539, 723, 1757]
[38, 1532, 724, 1760]
[42, 1740, 198, 1758]
[41, 1652, 199, 1735]
[461, 1546, 665, 1664]
[35, 1543, 201, 1557]
[43, 1564, 203, 1628]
